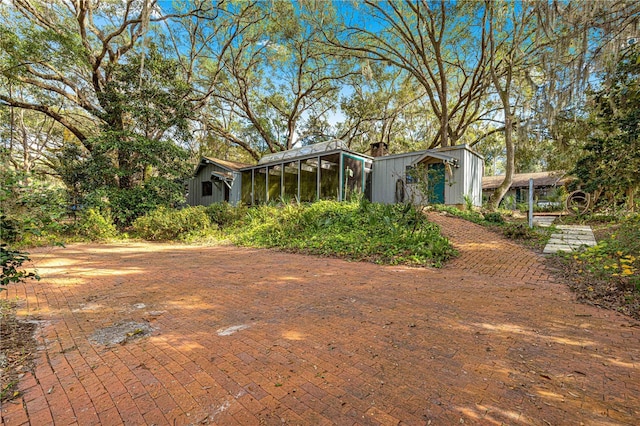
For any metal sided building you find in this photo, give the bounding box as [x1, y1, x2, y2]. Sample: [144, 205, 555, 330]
[370, 144, 484, 207]
[186, 157, 251, 206]
[187, 141, 483, 208]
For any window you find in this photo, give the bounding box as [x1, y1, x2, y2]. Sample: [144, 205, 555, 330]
[406, 165, 416, 184]
[202, 181, 213, 197]
[241, 170, 252, 205]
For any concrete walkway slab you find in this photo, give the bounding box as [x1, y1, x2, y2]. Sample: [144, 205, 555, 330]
[543, 224, 597, 254]
[2, 215, 638, 425]
[532, 216, 556, 227]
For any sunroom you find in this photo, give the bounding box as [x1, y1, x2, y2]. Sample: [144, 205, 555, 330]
[239, 140, 373, 205]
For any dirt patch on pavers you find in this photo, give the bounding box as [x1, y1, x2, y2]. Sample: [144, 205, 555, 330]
[1, 229, 639, 425]
[89, 321, 155, 346]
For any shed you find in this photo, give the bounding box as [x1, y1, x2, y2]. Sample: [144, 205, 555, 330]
[186, 157, 251, 206]
[371, 145, 484, 207]
[482, 171, 567, 203]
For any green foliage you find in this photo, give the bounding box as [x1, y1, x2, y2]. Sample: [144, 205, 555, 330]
[572, 45, 640, 209]
[1, 244, 39, 290]
[463, 194, 474, 211]
[205, 202, 247, 228]
[500, 195, 516, 210]
[54, 132, 191, 228]
[571, 215, 639, 285]
[433, 205, 485, 224]
[0, 149, 67, 245]
[230, 200, 456, 267]
[132, 207, 211, 241]
[483, 212, 504, 223]
[105, 178, 187, 228]
[70, 209, 117, 241]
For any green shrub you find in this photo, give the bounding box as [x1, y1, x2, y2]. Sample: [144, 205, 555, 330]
[1, 244, 40, 290]
[501, 195, 516, 210]
[73, 208, 118, 240]
[0, 153, 67, 245]
[229, 200, 456, 267]
[502, 223, 536, 239]
[572, 214, 639, 284]
[133, 206, 211, 241]
[432, 204, 485, 224]
[205, 202, 247, 228]
[483, 212, 504, 223]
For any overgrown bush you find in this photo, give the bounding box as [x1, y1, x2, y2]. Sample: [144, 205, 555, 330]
[205, 202, 247, 228]
[502, 223, 536, 239]
[483, 212, 504, 223]
[133, 206, 211, 241]
[230, 200, 456, 267]
[71, 208, 118, 240]
[1, 153, 67, 244]
[98, 180, 186, 228]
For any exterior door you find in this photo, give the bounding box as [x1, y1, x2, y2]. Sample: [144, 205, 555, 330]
[428, 163, 445, 204]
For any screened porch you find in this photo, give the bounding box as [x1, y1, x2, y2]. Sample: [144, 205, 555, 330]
[239, 140, 373, 205]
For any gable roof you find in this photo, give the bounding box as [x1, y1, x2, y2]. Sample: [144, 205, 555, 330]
[482, 171, 567, 190]
[194, 156, 252, 177]
[202, 156, 252, 171]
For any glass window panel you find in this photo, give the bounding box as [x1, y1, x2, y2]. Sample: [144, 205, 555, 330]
[343, 154, 363, 200]
[320, 153, 340, 200]
[254, 167, 267, 204]
[283, 161, 299, 201]
[241, 171, 252, 205]
[300, 159, 317, 202]
[202, 181, 213, 197]
[268, 165, 282, 202]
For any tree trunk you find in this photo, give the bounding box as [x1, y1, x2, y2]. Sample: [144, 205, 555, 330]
[487, 113, 515, 211]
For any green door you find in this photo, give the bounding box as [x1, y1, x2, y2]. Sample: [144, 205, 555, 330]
[428, 163, 445, 204]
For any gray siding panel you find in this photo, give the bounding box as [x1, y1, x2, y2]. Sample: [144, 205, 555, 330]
[230, 172, 242, 205]
[188, 164, 239, 207]
[372, 146, 483, 206]
[372, 153, 424, 204]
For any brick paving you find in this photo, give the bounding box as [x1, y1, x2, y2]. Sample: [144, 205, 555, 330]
[1, 213, 639, 425]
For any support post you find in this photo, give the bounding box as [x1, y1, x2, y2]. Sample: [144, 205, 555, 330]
[528, 178, 534, 228]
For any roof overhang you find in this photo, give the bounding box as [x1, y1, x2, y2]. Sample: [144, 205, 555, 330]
[211, 171, 233, 181]
[414, 151, 459, 168]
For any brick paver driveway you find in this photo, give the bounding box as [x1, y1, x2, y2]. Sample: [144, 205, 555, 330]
[2, 213, 639, 425]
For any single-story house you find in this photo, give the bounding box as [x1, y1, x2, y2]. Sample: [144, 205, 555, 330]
[482, 171, 568, 203]
[187, 140, 484, 208]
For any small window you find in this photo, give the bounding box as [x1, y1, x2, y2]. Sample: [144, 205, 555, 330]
[406, 165, 416, 184]
[202, 181, 213, 196]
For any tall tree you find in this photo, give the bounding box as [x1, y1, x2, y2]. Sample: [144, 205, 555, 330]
[573, 45, 640, 211]
[0, 0, 226, 224]
[327, 0, 490, 148]
[484, 1, 536, 210]
[336, 64, 435, 154]
[481, 0, 639, 209]
[200, 1, 353, 160]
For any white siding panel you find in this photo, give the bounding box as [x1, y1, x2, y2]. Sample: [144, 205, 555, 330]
[372, 153, 424, 204]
